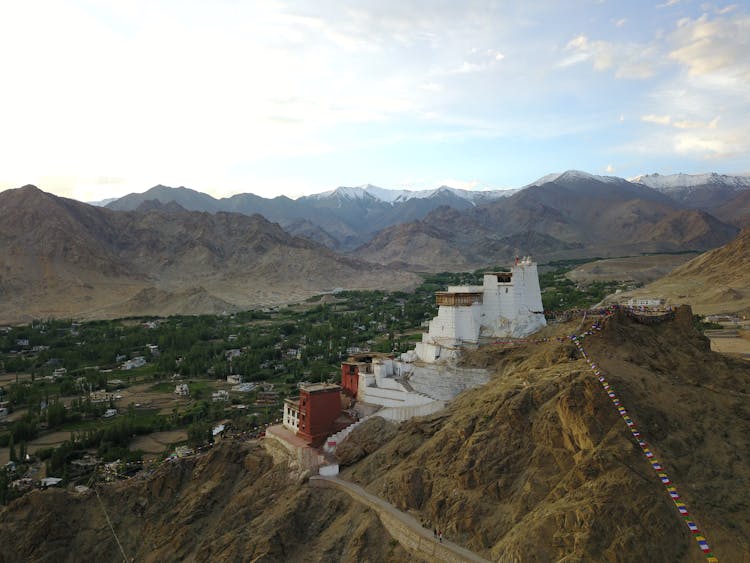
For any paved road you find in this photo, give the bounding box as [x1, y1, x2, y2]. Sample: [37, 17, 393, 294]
[310, 475, 491, 563]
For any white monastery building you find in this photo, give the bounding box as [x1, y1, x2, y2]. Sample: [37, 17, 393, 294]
[410, 257, 546, 362]
[326, 257, 547, 451]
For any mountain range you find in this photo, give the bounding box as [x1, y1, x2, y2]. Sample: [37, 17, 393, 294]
[1, 170, 748, 321]
[356, 171, 740, 269]
[0, 186, 418, 324]
[106, 184, 517, 250]
[103, 171, 749, 265]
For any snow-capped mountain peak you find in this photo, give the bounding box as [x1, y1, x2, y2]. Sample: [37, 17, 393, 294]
[525, 170, 622, 188]
[307, 184, 516, 204]
[630, 172, 750, 191]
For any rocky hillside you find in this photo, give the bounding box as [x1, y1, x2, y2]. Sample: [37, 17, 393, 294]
[712, 189, 750, 228]
[0, 442, 416, 562]
[1, 307, 747, 561]
[625, 227, 750, 315]
[341, 307, 750, 561]
[0, 186, 419, 324]
[357, 171, 739, 270]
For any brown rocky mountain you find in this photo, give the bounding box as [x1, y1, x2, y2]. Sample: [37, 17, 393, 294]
[0, 186, 418, 324]
[356, 171, 739, 271]
[711, 189, 750, 228]
[1, 307, 748, 561]
[625, 227, 750, 315]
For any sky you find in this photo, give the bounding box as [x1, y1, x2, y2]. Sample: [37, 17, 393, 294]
[0, 0, 749, 202]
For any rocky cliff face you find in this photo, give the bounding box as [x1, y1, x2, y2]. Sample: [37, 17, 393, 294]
[1, 308, 748, 562]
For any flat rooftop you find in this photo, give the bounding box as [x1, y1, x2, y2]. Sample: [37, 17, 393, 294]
[300, 382, 341, 393]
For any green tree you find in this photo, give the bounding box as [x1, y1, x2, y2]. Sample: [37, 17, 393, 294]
[8, 434, 16, 462]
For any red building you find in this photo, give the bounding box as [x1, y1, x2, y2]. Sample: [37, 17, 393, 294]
[283, 383, 345, 447]
[341, 353, 395, 398]
[341, 362, 360, 397]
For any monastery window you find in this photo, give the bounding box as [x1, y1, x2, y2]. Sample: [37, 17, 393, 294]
[505, 288, 508, 293]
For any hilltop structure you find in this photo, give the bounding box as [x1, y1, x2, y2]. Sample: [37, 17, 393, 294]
[408, 257, 546, 362]
[337, 257, 546, 423]
[272, 258, 546, 465]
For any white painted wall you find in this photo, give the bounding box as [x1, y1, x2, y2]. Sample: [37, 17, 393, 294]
[282, 402, 299, 433]
[360, 386, 435, 407]
[319, 463, 339, 476]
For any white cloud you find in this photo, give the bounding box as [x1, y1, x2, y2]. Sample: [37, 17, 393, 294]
[605, 164, 615, 173]
[657, 0, 681, 8]
[562, 33, 657, 78]
[641, 114, 672, 124]
[668, 13, 750, 79]
[716, 4, 738, 15]
[673, 116, 719, 129]
[615, 18, 628, 27]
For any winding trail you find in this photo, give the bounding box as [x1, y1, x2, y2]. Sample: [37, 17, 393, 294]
[309, 475, 490, 563]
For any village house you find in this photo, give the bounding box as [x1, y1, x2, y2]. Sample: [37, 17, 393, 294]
[227, 374, 243, 385]
[225, 349, 242, 360]
[232, 382, 256, 393]
[212, 390, 229, 402]
[175, 383, 189, 396]
[90, 390, 116, 403]
[121, 356, 146, 370]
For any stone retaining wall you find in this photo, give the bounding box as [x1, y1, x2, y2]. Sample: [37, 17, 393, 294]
[310, 476, 489, 563]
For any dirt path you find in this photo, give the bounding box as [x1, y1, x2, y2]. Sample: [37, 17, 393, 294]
[310, 475, 489, 563]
